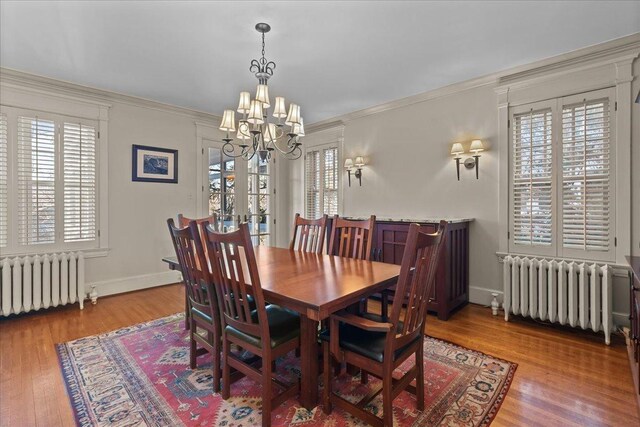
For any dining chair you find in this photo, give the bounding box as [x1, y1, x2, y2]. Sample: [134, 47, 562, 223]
[202, 222, 300, 427]
[328, 215, 389, 318]
[321, 221, 448, 427]
[176, 213, 219, 329]
[167, 218, 223, 392]
[289, 213, 329, 254]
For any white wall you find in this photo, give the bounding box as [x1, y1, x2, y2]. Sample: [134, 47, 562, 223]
[341, 83, 501, 301]
[292, 83, 502, 303]
[87, 101, 201, 294]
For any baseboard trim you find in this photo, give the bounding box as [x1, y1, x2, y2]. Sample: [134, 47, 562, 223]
[469, 286, 503, 306]
[90, 271, 181, 299]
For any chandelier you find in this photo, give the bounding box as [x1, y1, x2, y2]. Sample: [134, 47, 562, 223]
[218, 23, 304, 162]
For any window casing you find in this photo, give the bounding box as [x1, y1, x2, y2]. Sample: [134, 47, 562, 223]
[508, 88, 616, 262]
[305, 143, 339, 218]
[0, 105, 100, 255]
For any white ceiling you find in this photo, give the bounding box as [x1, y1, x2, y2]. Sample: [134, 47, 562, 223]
[1, 1, 639, 124]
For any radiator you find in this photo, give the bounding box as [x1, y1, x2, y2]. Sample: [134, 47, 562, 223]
[502, 255, 612, 344]
[0, 252, 85, 316]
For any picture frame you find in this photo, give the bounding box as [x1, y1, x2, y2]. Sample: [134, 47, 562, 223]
[132, 144, 178, 183]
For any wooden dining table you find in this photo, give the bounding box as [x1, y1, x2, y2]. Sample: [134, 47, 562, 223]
[163, 245, 401, 410]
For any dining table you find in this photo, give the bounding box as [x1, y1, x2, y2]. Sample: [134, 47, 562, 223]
[163, 245, 401, 410]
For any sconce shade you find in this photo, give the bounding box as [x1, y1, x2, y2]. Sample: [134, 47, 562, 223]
[292, 117, 305, 136]
[354, 156, 365, 167]
[236, 120, 251, 140]
[285, 103, 301, 126]
[220, 110, 236, 132]
[273, 96, 287, 118]
[247, 100, 264, 124]
[237, 92, 251, 114]
[256, 84, 270, 108]
[451, 142, 464, 157]
[344, 158, 354, 169]
[470, 139, 484, 154]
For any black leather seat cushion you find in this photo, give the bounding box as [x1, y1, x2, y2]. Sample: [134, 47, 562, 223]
[226, 304, 300, 349]
[319, 314, 420, 363]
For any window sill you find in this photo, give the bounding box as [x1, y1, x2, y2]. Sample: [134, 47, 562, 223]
[0, 247, 110, 260]
[495, 251, 629, 277]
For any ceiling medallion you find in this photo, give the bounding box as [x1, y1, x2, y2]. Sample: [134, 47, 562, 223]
[218, 23, 304, 162]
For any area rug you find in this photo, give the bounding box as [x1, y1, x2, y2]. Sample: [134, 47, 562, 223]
[56, 314, 516, 427]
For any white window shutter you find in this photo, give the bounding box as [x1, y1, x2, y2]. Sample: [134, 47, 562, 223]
[512, 108, 553, 247]
[63, 122, 97, 242]
[305, 150, 320, 218]
[17, 116, 56, 245]
[323, 147, 338, 216]
[561, 98, 611, 253]
[0, 114, 7, 248]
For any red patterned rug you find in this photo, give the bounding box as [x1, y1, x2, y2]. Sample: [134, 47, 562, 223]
[56, 314, 516, 426]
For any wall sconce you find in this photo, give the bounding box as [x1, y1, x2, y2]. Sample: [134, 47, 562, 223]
[451, 139, 485, 180]
[344, 156, 365, 186]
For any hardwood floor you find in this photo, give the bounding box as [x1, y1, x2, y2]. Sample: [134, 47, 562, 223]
[0, 283, 636, 426]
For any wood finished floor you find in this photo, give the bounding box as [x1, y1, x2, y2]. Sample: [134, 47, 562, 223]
[0, 283, 636, 427]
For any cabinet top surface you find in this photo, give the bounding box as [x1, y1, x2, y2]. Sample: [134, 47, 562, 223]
[344, 217, 474, 224]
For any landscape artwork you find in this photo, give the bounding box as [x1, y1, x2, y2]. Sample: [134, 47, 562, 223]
[132, 145, 178, 183]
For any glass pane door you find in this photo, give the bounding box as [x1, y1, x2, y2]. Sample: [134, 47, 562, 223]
[208, 147, 236, 231]
[247, 155, 272, 246]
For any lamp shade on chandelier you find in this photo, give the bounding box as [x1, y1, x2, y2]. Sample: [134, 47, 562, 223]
[219, 23, 304, 162]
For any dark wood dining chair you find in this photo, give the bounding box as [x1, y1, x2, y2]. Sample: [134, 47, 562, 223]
[202, 222, 300, 427]
[328, 215, 375, 260]
[328, 215, 389, 318]
[289, 213, 329, 254]
[176, 213, 219, 329]
[167, 218, 223, 392]
[321, 221, 448, 427]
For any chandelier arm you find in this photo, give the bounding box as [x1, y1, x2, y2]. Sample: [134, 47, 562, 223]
[268, 136, 300, 155]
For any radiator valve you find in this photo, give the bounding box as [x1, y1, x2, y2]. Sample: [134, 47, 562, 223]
[89, 286, 99, 305]
[491, 293, 500, 316]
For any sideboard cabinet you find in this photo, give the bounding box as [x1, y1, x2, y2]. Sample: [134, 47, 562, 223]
[335, 218, 472, 320]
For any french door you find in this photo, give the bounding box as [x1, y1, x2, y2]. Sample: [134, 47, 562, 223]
[202, 140, 275, 246]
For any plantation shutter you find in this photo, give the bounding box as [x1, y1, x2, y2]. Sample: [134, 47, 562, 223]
[511, 108, 553, 248]
[63, 122, 97, 242]
[305, 150, 320, 218]
[17, 116, 56, 245]
[0, 114, 7, 247]
[561, 97, 611, 253]
[323, 147, 338, 216]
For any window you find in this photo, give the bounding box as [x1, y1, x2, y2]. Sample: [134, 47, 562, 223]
[305, 144, 339, 218]
[1, 106, 99, 254]
[509, 88, 615, 261]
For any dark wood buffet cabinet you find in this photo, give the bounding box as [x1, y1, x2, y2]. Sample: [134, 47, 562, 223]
[340, 218, 472, 320]
[626, 255, 640, 415]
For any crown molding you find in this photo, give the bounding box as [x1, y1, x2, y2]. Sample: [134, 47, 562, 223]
[0, 67, 222, 122]
[497, 33, 640, 86]
[307, 33, 640, 134]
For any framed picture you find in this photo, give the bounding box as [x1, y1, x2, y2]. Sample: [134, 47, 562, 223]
[132, 145, 178, 183]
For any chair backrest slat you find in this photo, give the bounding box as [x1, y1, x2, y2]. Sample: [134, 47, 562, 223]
[167, 218, 218, 320]
[203, 222, 267, 340]
[328, 215, 376, 261]
[177, 213, 219, 271]
[390, 221, 448, 347]
[290, 213, 328, 254]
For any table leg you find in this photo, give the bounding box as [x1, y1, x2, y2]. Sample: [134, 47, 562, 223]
[299, 315, 319, 410]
